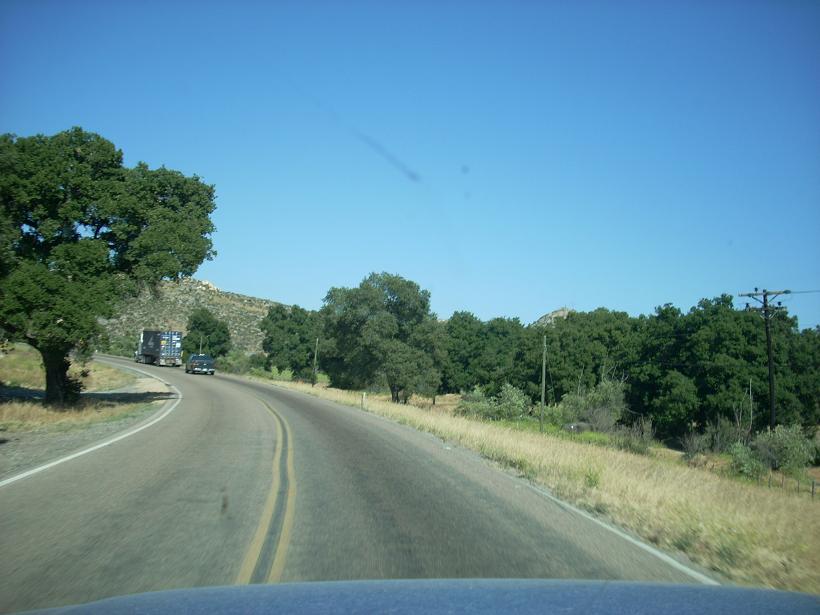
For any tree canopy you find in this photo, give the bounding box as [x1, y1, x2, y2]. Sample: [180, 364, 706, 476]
[260, 304, 321, 381]
[320, 272, 442, 401]
[182, 308, 231, 358]
[256, 270, 818, 435]
[0, 128, 216, 404]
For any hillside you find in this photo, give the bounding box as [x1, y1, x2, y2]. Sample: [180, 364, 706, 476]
[100, 278, 283, 355]
[533, 307, 574, 327]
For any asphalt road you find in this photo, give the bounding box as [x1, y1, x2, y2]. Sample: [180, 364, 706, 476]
[0, 357, 711, 612]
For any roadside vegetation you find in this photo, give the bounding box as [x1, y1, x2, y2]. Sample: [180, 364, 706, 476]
[267, 377, 819, 593]
[242, 271, 819, 592]
[0, 343, 151, 433]
[0, 399, 152, 433]
[1, 344, 134, 393]
[3, 128, 817, 589]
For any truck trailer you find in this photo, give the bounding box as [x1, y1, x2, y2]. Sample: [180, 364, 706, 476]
[135, 330, 183, 366]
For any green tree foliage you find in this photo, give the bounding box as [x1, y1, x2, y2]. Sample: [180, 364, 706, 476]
[476, 317, 534, 397]
[539, 309, 636, 405]
[255, 269, 818, 437]
[320, 272, 441, 402]
[649, 370, 699, 438]
[381, 340, 437, 403]
[260, 304, 321, 382]
[728, 442, 766, 480]
[0, 128, 216, 404]
[182, 308, 231, 358]
[441, 313, 537, 398]
[532, 297, 819, 442]
[442, 311, 486, 392]
[729, 425, 815, 480]
[751, 424, 816, 476]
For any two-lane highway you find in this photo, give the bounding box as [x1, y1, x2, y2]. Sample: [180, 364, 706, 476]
[1, 357, 711, 612]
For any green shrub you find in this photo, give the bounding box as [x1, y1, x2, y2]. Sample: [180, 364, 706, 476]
[456, 384, 529, 421]
[681, 429, 709, 460]
[584, 465, 601, 488]
[578, 431, 610, 446]
[728, 442, 766, 480]
[541, 404, 565, 426]
[495, 383, 530, 420]
[587, 406, 618, 433]
[705, 416, 747, 453]
[456, 386, 496, 419]
[217, 351, 269, 375]
[612, 417, 654, 455]
[97, 334, 136, 358]
[752, 424, 815, 476]
[558, 378, 626, 432]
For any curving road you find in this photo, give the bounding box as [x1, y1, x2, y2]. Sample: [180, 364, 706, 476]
[0, 357, 711, 612]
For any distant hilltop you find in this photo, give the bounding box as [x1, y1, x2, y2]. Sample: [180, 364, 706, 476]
[533, 307, 574, 327]
[100, 278, 284, 355]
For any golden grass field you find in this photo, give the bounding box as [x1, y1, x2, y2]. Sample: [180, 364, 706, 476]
[0, 344, 147, 432]
[0, 344, 134, 393]
[272, 379, 820, 594]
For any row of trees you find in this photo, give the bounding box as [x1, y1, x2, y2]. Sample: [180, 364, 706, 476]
[262, 273, 819, 442]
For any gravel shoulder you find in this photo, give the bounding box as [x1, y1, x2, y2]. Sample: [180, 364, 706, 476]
[0, 365, 174, 481]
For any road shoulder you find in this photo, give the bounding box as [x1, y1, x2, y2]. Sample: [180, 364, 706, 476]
[0, 358, 177, 482]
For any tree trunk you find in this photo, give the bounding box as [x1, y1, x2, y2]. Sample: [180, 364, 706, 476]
[40, 347, 78, 406]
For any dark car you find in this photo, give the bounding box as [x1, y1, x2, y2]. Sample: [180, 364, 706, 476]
[185, 354, 215, 375]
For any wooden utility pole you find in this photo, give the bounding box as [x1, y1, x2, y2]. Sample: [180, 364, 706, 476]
[540, 335, 546, 433]
[739, 288, 790, 428]
[312, 337, 319, 387]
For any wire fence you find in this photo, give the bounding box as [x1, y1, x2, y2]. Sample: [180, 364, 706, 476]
[754, 473, 818, 501]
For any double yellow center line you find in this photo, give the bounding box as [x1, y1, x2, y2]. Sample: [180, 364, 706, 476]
[236, 396, 297, 584]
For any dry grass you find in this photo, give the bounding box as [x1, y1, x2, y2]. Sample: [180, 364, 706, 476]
[1, 344, 147, 432]
[0, 344, 135, 393]
[0, 398, 153, 432]
[272, 380, 820, 594]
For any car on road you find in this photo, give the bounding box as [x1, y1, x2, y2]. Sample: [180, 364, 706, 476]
[185, 354, 215, 375]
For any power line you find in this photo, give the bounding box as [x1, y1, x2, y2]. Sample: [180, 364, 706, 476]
[738, 288, 789, 428]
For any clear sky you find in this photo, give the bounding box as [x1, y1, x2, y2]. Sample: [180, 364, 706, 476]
[2, 1, 819, 327]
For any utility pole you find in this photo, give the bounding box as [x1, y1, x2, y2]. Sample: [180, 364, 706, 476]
[738, 288, 790, 429]
[199, 334, 203, 354]
[749, 378, 753, 433]
[312, 337, 319, 387]
[540, 335, 546, 433]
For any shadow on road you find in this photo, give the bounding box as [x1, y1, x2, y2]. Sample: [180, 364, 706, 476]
[1, 385, 176, 405]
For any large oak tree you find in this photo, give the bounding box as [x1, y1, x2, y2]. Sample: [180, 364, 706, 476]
[0, 128, 216, 404]
[320, 272, 442, 402]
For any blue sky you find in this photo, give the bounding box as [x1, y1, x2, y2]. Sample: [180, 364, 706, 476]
[2, 1, 819, 327]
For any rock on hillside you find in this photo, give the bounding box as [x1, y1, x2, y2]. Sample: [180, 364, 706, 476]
[100, 278, 283, 355]
[533, 307, 574, 327]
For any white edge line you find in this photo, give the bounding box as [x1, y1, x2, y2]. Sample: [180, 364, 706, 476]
[243, 378, 719, 586]
[0, 360, 183, 489]
[516, 478, 720, 586]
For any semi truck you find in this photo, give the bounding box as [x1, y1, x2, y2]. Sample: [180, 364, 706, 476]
[135, 330, 183, 366]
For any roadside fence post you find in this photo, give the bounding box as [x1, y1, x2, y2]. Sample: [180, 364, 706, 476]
[361, 392, 367, 410]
